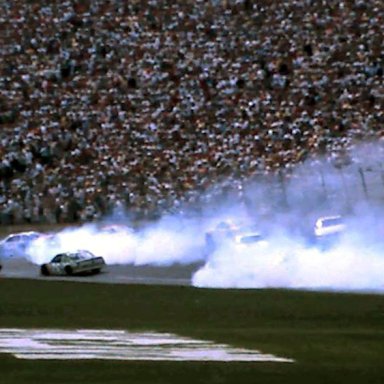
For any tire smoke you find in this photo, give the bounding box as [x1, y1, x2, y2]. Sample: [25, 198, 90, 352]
[23, 143, 384, 292]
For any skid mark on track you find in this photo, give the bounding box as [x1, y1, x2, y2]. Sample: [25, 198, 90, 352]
[0, 328, 294, 362]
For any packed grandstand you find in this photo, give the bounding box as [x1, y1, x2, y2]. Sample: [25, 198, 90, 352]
[0, 0, 383, 224]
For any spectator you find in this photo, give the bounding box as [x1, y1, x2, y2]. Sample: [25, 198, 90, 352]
[0, 0, 383, 223]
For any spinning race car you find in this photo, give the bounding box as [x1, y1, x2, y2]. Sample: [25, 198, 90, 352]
[40, 250, 106, 276]
[204, 220, 267, 255]
[0, 231, 42, 258]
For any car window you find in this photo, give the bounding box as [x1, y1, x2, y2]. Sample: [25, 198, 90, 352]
[323, 217, 343, 227]
[77, 250, 93, 259]
[239, 235, 263, 244]
[6, 235, 20, 243]
[52, 254, 63, 263]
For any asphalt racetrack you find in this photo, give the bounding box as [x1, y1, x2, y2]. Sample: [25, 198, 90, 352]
[1, 257, 200, 286]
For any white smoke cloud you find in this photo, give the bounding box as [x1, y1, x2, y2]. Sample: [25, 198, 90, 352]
[20, 142, 384, 293]
[26, 216, 206, 266]
[192, 142, 384, 292]
[192, 232, 384, 291]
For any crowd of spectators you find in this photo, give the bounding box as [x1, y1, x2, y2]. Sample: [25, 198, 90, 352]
[0, 0, 383, 224]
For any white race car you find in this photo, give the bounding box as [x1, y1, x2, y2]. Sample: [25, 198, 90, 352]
[314, 215, 345, 238]
[40, 250, 106, 276]
[311, 215, 346, 250]
[205, 221, 267, 254]
[234, 232, 268, 246]
[0, 231, 42, 258]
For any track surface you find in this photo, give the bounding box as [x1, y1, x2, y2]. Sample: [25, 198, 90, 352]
[0, 257, 200, 286]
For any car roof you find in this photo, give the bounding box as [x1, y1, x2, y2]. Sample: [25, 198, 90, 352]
[316, 215, 342, 221]
[315, 215, 344, 225]
[8, 231, 40, 237]
[55, 250, 95, 259]
[1, 231, 41, 241]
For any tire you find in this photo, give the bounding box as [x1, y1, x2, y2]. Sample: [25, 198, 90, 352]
[40, 264, 50, 276]
[64, 265, 73, 276]
[92, 268, 101, 274]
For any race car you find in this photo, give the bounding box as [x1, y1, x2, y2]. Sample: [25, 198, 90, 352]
[205, 220, 267, 254]
[314, 215, 345, 238]
[40, 250, 106, 276]
[0, 231, 43, 258]
[204, 220, 240, 255]
[99, 224, 134, 235]
[310, 215, 346, 250]
[233, 231, 268, 246]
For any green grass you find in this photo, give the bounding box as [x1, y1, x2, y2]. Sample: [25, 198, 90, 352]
[1, 278, 384, 383]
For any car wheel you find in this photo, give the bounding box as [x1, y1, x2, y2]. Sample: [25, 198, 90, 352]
[40, 264, 50, 276]
[92, 268, 101, 274]
[65, 265, 73, 275]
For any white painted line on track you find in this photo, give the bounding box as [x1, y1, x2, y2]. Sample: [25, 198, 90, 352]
[0, 328, 294, 362]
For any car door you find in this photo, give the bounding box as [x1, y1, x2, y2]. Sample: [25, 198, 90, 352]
[50, 254, 66, 275]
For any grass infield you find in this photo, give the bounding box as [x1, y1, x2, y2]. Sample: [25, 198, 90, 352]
[1, 278, 384, 383]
